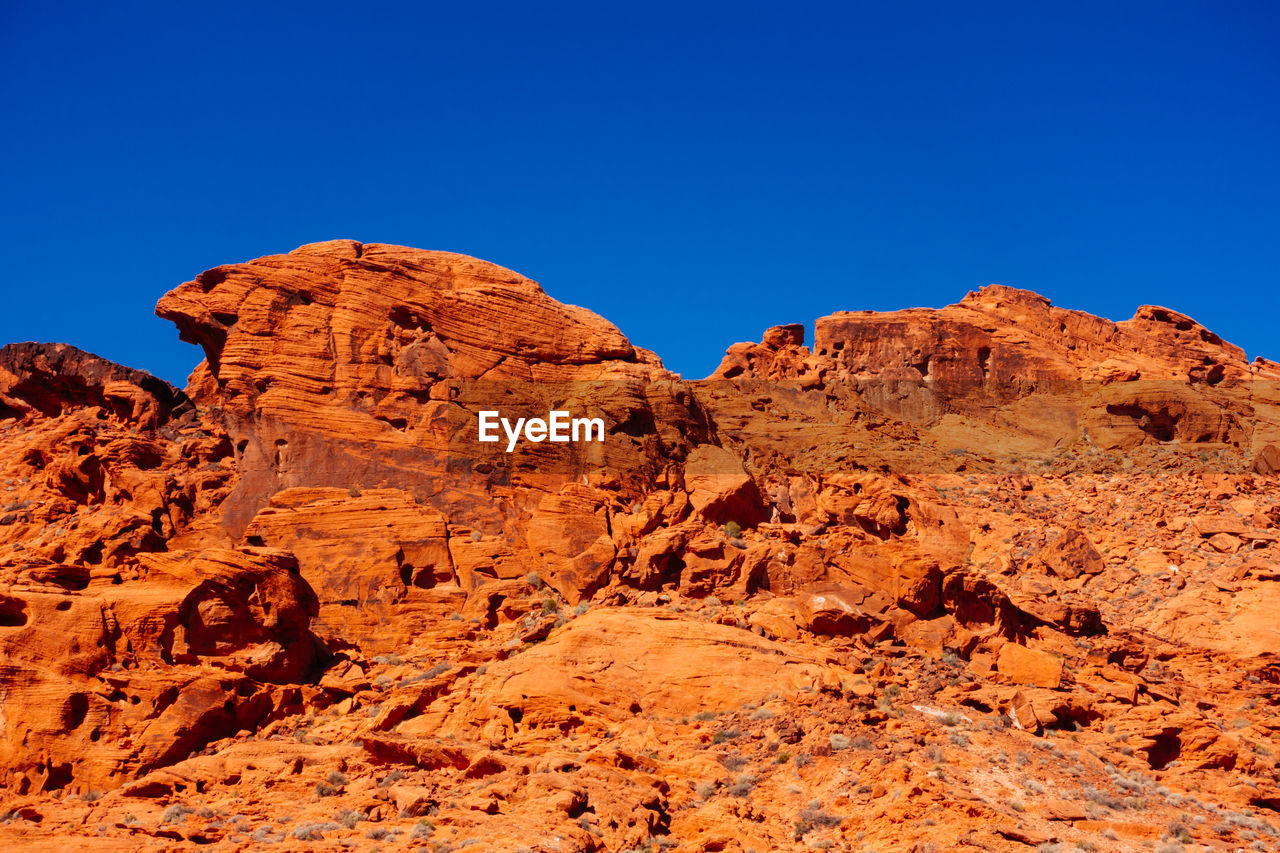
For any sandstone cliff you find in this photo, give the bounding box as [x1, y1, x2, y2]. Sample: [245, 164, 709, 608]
[0, 243, 1277, 852]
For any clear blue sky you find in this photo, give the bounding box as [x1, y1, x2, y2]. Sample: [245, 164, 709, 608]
[2, 1, 1276, 385]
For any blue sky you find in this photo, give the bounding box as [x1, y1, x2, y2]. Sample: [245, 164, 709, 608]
[1, 1, 1276, 384]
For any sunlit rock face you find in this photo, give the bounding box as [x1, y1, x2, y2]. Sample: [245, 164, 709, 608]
[0, 244, 1278, 850]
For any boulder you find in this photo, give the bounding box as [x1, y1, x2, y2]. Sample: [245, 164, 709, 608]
[997, 642, 1063, 688]
[1038, 528, 1104, 579]
[1254, 444, 1280, 475]
[683, 445, 766, 526]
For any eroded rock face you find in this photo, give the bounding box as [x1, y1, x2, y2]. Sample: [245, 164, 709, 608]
[2, 247, 1279, 852]
[154, 241, 711, 537]
[0, 342, 188, 425]
[710, 284, 1280, 456]
[0, 343, 327, 793]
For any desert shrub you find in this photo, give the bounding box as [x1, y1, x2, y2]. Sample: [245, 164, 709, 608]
[424, 661, 452, 678]
[410, 819, 435, 839]
[795, 801, 842, 836]
[727, 774, 758, 797]
[1082, 785, 1124, 810]
[293, 822, 338, 841]
[161, 804, 193, 824]
[525, 572, 545, 589]
[723, 521, 742, 537]
[251, 826, 284, 843]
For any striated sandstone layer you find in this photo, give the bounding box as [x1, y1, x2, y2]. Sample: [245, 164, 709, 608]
[0, 242, 1277, 852]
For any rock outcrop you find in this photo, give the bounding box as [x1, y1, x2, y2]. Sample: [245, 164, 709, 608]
[711, 285, 1280, 457]
[0, 246, 1278, 852]
[155, 240, 710, 539]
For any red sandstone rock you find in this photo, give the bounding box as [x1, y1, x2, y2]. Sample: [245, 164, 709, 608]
[996, 642, 1064, 689]
[682, 444, 766, 527]
[1255, 443, 1280, 475]
[0, 246, 1277, 851]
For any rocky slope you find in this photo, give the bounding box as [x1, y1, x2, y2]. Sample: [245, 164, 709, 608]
[0, 242, 1278, 852]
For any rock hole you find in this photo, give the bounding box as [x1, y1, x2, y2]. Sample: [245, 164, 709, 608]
[910, 353, 931, 379]
[0, 595, 28, 627]
[62, 693, 89, 730]
[196, 269, 228, 292]
[1145, 732, 1181, 770]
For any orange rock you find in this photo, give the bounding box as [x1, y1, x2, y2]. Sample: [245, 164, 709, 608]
[1037, 527, 1103, 578]
[1254, 443, 1280, 475]
[683, 445, 765, 526]
[525, 484, 616, 604]
[3, 247, 1280, 851]
[996, 642, 1063, 688]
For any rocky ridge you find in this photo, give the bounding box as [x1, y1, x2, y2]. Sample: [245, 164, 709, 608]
[0, 242, 1277, 851]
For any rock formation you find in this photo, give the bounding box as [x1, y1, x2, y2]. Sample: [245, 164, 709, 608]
[0, 242, 1278, 852]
